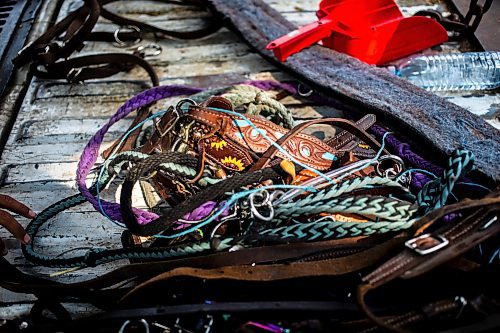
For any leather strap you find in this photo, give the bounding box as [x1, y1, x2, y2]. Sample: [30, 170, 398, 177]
[119, 237, 403, 304]
[356, 192, 500, 332]
[327, 114, 376, 149]
[32, 53, 159, 85]
[13, 0, 100, 67]
[249, 117, 389, 171]
[0, 236, 397, 297]
[98, 0, 221, 41]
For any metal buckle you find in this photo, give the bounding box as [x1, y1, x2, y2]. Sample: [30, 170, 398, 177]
[249, 190, 275, 222]
[154, 106, 178, 138]
[405, 234, 449, 255]
[119, 319, 149, 333]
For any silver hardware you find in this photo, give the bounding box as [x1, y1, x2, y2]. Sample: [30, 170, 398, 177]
[204, 315, 214, 333]
[480, 215, 497, 230]
[454, 296, 468, 319]
[249, 190, 274, 222]
[174, 318, 195, 333]
[209, 205, 240, 239]
[152, 322, 171, 333]
[17, 42, 34, 55]
[309, 215, 336, 223]
[297, 83, 313, 97]
[229, 244, 245, 252]
[118, 319, 149, 333]
[405, 233, 449, 255]
[136, 43, 162, 57]
[175, 98, 197, 114]
[396, 170, 413, 188]
[114, 25, 142, 47]
[374, 155, 405, 178]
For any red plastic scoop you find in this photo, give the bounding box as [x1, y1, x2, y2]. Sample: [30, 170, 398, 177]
[266, 0, 448, 65]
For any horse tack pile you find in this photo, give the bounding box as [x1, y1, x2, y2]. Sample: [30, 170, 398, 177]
[14, 81, 499, 332]
[1, 0, 499, 332]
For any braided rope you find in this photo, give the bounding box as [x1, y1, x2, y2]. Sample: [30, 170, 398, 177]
[224, 86, 294, 129]
[77, 85, 204, 224]
[275, 195, 417, 222]
[418, 149, 474, 212]
[278, 177, 405, 211]
[260, 220, 416, 241]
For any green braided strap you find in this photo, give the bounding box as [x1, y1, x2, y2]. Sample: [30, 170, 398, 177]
[260, 220, 415, 241]
[418, 149, 474, 212]
[92, 237, 235, 267]
[278, 177, 406, 211]
[275, 195, 417, 222]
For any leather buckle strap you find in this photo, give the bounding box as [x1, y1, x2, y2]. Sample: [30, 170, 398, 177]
[404, 233, 449, 255]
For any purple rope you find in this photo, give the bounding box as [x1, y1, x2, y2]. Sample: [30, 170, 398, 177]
[370, 124, 477, 196]
[77, 85, 203, 224]
[370, 125, 436, 190]
[77, 81, 297, 224]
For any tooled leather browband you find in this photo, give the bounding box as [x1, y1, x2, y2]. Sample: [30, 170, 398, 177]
[188, 105, 341, 171]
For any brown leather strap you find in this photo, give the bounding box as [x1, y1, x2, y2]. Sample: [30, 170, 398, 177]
[33, 53, 159, 84]
[356, 192, 500, 333]
[119, 237, 403, 305]
[0, 237, 396, 295]
[13, 0, 100, 67]
[327, 114, 376, 149]
[249, 117, 389, 171]
[99, 0, 221, 41]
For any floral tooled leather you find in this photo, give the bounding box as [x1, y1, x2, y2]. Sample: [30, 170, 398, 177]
[227, 115, 339, 171]
[203, 135, 254, 172]
[188, 104, 340, 171]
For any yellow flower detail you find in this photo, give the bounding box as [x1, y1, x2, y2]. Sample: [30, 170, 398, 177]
[358, 143, 370, 150]
[221, 156, 245, 171]
[210, 139, 228, 151]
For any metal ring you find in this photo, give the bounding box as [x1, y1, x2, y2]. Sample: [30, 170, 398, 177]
[175, 98, 197, 114]
[136, 43, 162, 57]
[249, 191, 274, 222]
[114, 25, 142, 47]
[375, 155, 405, 179]
[297, 83, 313, 97]
[118, 319, 150, 333]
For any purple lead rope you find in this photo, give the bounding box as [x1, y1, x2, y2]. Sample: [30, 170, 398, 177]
[370, 124, 476, 191]
[76, 81, 297, 224]
[77, 85, 203, 224]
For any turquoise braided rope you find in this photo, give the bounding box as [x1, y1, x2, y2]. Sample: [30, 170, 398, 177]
[23, 152, 220, 267]
[275, 195, 417, 222]
[417, 149, 474, 212]
[260, 220, 416, 240]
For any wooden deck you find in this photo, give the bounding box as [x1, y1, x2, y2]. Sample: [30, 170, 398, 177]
[0, 0, 498, 319]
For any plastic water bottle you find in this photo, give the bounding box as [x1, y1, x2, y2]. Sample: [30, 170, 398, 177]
[397, 51, 500, 91]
